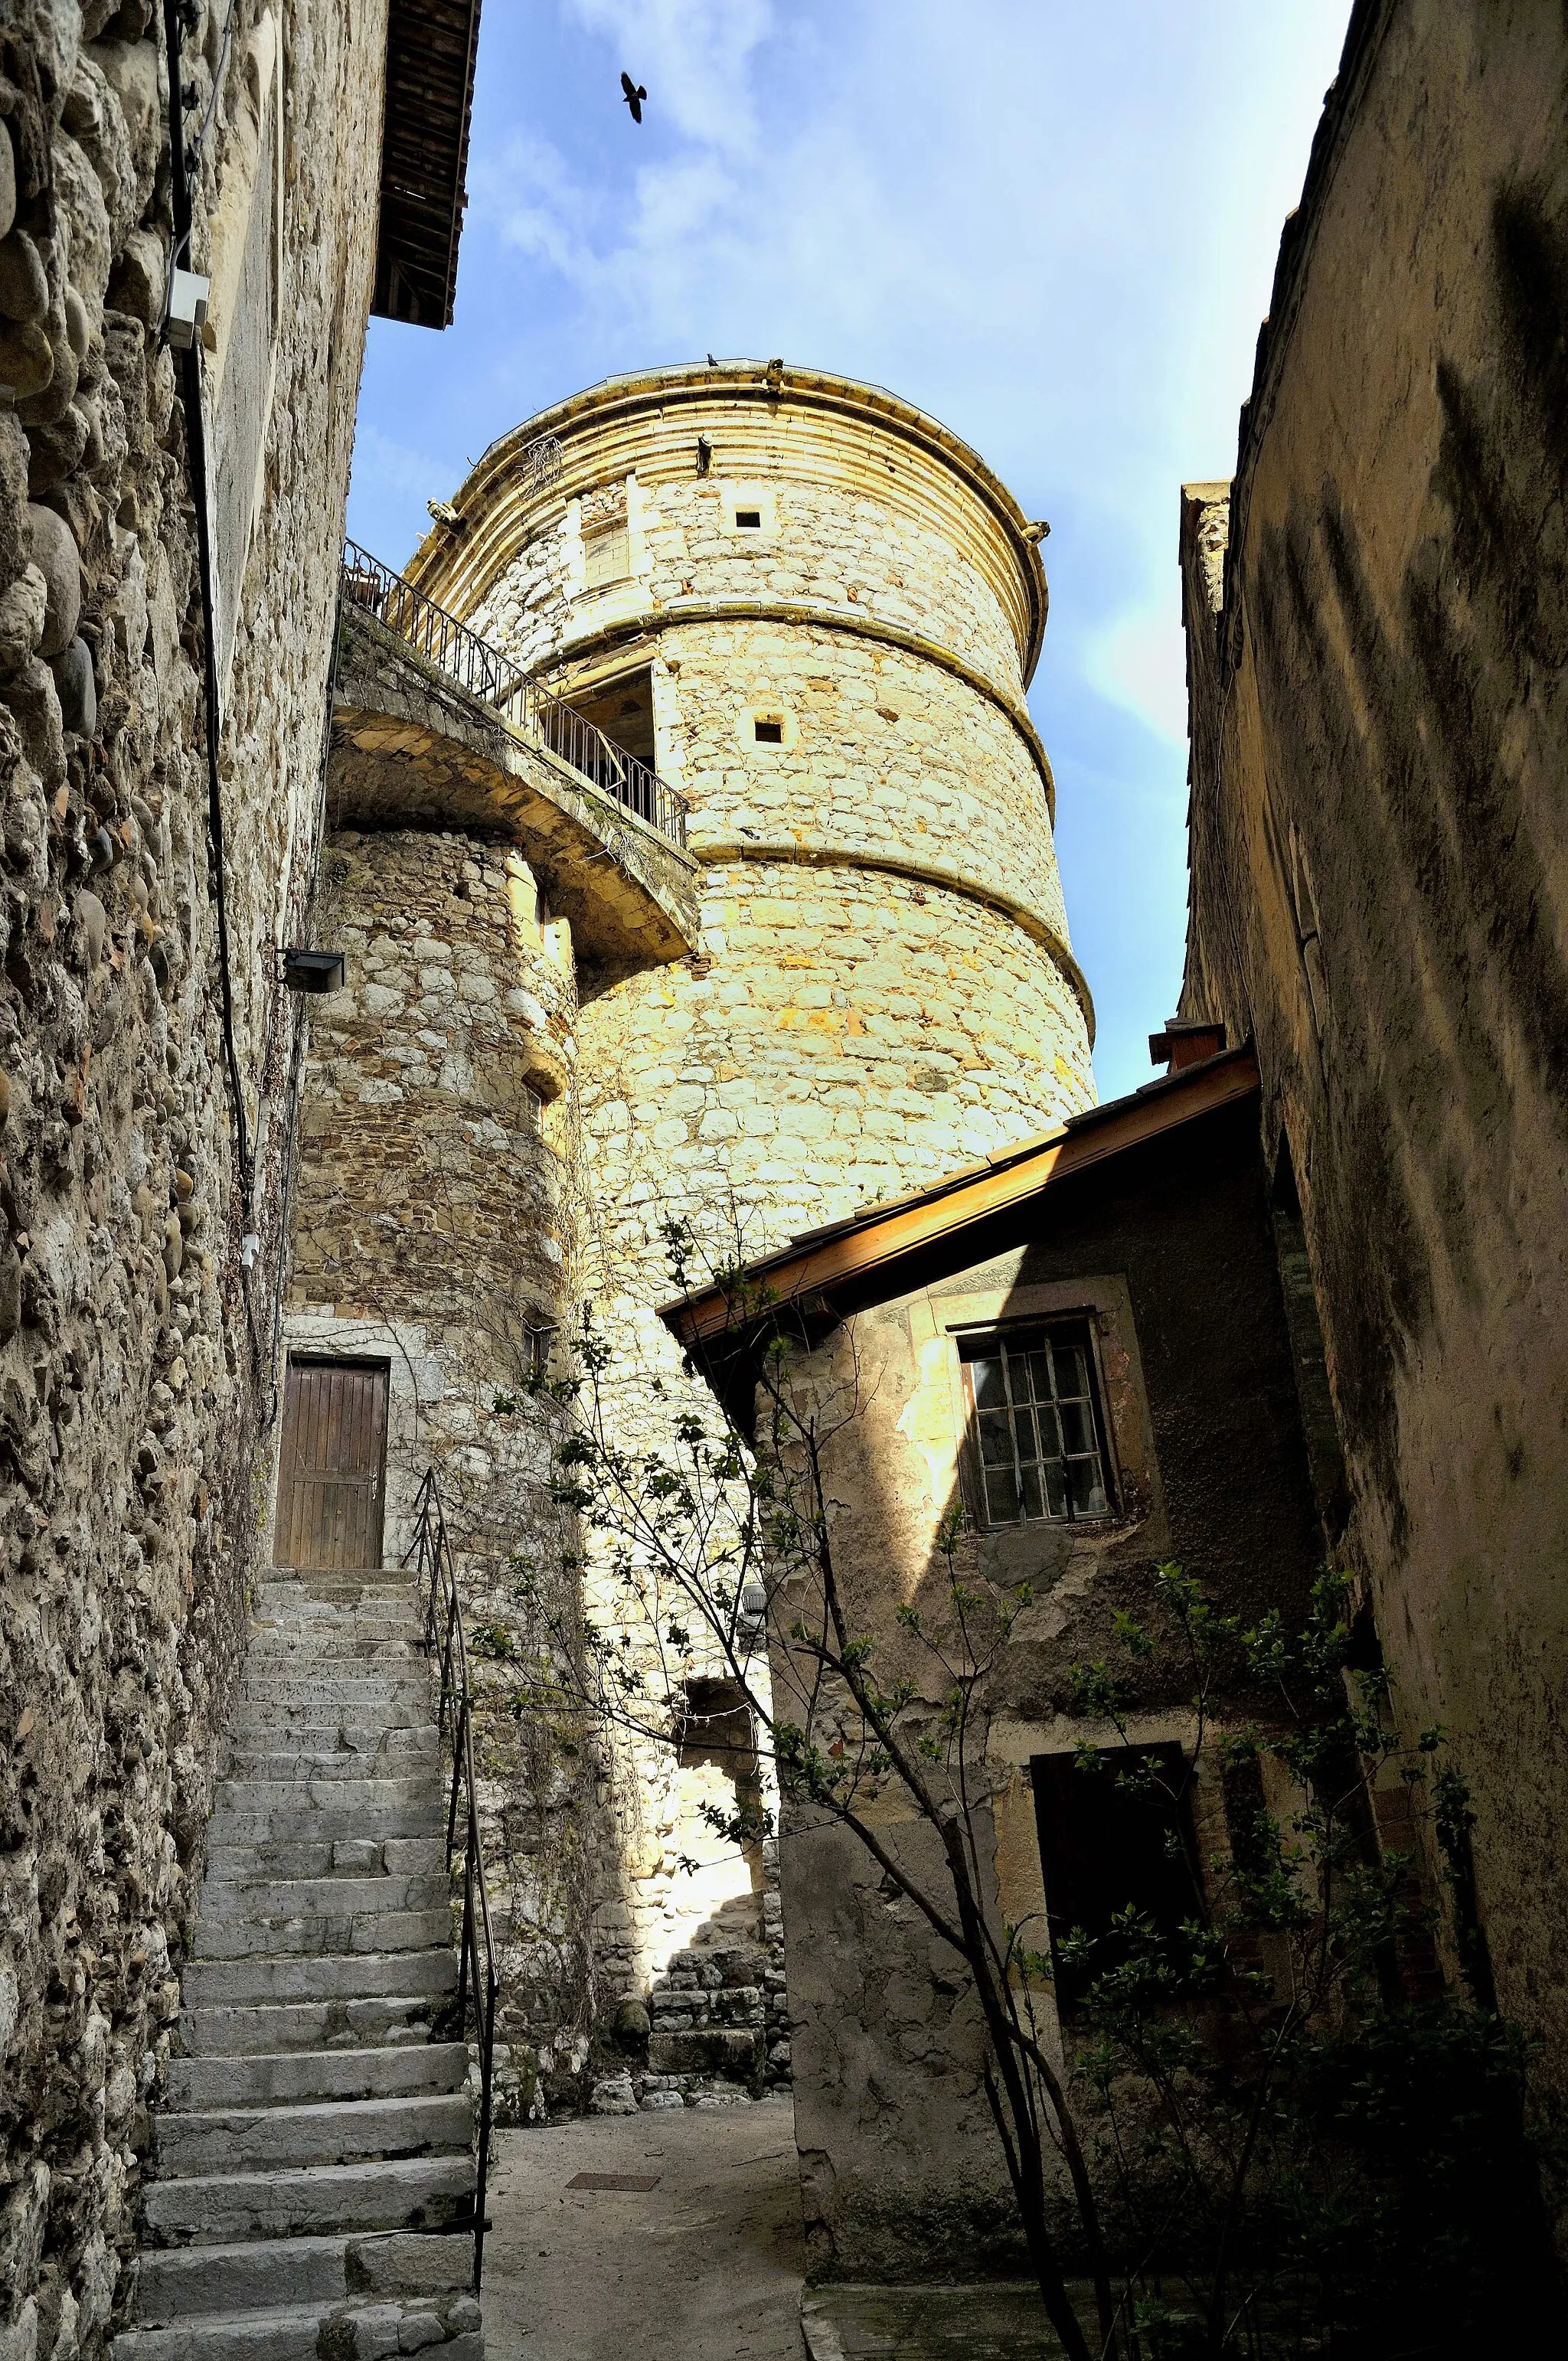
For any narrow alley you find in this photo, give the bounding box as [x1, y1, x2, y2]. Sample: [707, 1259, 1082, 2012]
[479, 2101, 805, 2361]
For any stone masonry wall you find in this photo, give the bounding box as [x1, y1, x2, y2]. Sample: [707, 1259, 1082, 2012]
[467, 467, 1040, 719]
[1178, 0, 1568, 2144]
[0, 0, 384, 2352]
[280, 825, 630, 2120]
[399, 370, 1096, 2092]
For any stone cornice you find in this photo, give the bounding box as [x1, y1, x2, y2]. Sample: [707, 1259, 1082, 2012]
[691, 838, 1095, 1043]
[406, 361, 1051, 687]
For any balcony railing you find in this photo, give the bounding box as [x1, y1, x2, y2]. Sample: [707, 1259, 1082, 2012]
[403, 1467, 500, 2293]
[341, 538, 688, 847]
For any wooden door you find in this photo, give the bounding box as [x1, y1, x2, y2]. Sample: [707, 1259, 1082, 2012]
[276, 1359, 390, 1571]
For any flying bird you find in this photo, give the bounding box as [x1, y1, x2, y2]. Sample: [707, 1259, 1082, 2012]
[620, 71, 646, 122]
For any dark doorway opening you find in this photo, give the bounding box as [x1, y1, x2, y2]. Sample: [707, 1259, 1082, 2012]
[1031, 1742, 1198, 2013]
[564, 665, 656, 767]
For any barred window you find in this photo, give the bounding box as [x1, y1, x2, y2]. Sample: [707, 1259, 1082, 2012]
[959, 1322, 1110, 1526]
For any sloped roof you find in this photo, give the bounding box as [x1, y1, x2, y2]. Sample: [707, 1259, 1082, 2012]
[661, 1047, 1262, 1354]
[371, 0, 483, 329]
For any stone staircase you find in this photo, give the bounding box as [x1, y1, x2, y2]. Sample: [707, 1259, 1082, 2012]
[115, 1570, 485, 2361]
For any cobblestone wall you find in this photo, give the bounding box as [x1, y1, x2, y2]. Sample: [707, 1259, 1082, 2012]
[279, 825, 629, 2119]
[0, 0, 385, 2350]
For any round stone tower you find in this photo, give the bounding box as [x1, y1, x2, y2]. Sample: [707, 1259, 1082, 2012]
[405, 363, 1096, 2043]
[410, 361, 1095, 1285]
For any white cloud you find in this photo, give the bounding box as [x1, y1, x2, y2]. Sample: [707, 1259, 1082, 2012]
[565, 0, 776, 155]
[351, 423, 450, 508]
[1083, 607, 1192, 748]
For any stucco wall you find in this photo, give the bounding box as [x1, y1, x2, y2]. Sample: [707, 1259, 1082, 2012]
[1178, 0, 1568, 2115]
[0, 0, 384, 2346]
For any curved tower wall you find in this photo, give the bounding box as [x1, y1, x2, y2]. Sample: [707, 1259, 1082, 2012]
[410, 364, 1096, 2007]
[414, 365, 1094, 1250]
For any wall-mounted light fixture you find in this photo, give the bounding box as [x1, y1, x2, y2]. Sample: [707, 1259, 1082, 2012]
[279, 948, 346, 994]
[164, 267, 211, 351]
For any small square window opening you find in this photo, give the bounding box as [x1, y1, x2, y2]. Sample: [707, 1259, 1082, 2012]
[753, 717, 785, 745]
[960, 1321, 1110, 1525]
[735, 508, 763, 528]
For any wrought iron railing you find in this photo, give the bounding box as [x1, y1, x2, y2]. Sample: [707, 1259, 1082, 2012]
[341, 538, 688, 847]
[403, 1468, 501, 2293]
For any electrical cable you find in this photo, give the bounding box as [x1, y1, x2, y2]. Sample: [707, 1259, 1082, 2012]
[158, 0, 264, 1387]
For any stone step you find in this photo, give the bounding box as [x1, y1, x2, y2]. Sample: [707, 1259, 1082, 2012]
[245, 1637, 426, 1664]
[181, 1997, 440, 2056]
[116, 2304, 343, 2361]
[648, 2026, 765, 2077]
[233, 1678, 435, 1711]
[182, 1949, 457, 2012]
[203, 1837, 446, 1886]
[215, 1776, 443, 1814]
[223, 1728, 441, 1765]
[204, 1801, 446, 1848]
[225, 1703, 436, 1740]
[220, 1747, 441, 1775]
[192, 1908, 452, 1962]
[132, 2232, 472, 2323]
[155, 2091, 473, 2176]
[260, 1569, 417, 1598]
[116, 2310, 480, 2361]
[253, 1594, 422, 1617]
[141, 2153, 475, 2245]
[255, 1594, 428, 1621]
[240, 1655, 431, 1681]
[227, 1706, 436, 1741]
[199, 1874, 449, 1924]
[252, 1596, 423, 1623]
[168, 2043, 469, 2114]
[225, 1722, 436, 1753]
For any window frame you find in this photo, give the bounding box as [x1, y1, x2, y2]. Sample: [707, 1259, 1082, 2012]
[583, 518, 631, 591]
[956, 1315, 1116, 1531]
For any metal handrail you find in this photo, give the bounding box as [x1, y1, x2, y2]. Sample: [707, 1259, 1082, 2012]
[403, 1467, 500, 2293]
[341, 538, 688, 847]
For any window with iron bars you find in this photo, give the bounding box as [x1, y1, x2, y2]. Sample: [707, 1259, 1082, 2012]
[959, 1321, 1112, 1526]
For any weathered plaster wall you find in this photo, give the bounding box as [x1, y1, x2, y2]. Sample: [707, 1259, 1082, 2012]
[771, 1097, 1323, 2278]
[0, 0, 384, 2347]
[1178, 0, 1568, 2114]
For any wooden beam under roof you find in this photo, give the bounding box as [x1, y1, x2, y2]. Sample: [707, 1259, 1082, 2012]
[372, 0, 483, 330]
[662, 1047, 1263, 1353]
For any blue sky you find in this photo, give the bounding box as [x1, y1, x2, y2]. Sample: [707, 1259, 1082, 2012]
[348, 0, 1353, 1103]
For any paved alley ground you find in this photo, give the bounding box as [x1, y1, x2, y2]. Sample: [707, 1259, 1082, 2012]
[480, 2095, 807, 2360]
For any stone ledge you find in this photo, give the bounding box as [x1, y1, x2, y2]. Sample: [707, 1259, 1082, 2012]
[332, 608, 698, 975]
[801, 2284, 1079, 2359]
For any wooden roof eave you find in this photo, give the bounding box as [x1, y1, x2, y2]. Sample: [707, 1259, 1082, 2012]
[661, 1048, 1263, 1360]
